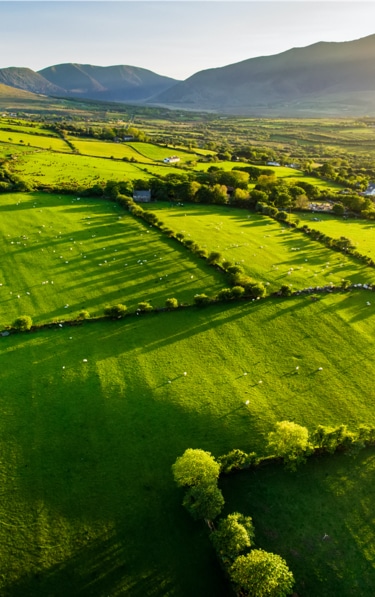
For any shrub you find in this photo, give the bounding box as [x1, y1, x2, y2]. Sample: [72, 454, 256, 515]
[279, 284, 293, 297]
[165, 297, 179, 309]
[104, 304, 127, 318]
[13, 315, 33, 331]
[194, 293, 211, 306]
[217, 288, 234, 301]
[137, 301, 153, 313]
[231, 285, 245, 298]
[207, 251, 222, 265]
[77, 309, 90, 320]
[219, 449, 257, 474]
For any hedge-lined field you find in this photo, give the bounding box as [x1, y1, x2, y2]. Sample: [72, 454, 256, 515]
[0, 293, 374, 596]
[0, 192, 225, 327]
[291, 212, 375, 261]
[143, 203, 375, 291]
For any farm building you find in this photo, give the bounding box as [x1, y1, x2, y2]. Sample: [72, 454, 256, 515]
[163, 156, 180, 164]
[133, 190, 151, 203]
[363, 183, 375, 196]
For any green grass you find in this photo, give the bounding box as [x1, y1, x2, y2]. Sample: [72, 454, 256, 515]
[70, 138, 156, 163]
[0, 293, 374, 595]
[291, 212, 375, 261]
[222, 449, 375, 596]
[144, 203, 375, 291]
[127, 142, 200, 163]
[0, 129, 71, 152]
[10, 152, 151, 186]
[0, 192, 225, 327]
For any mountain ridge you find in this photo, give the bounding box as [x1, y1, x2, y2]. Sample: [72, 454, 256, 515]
[1, 33, 375, 115]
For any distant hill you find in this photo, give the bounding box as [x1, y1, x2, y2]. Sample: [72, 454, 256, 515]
[0, 82, 44, 100]
[0, 67, 64, 96]
[2, 34, 375, 115]
[38, 64, 179, 101]
[0, 64, 178, 103]
[151, 34, 375, 116]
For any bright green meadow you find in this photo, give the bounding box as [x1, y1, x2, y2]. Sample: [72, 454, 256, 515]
[0, 192, 224, 327]
[0, 293, 374, 596]
[1, 110, 375, 596]
[144, 203, 375, 291]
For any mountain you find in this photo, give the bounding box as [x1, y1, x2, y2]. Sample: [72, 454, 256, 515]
[0, 67, 64, 96]
[151, 34, 375, 116]
[2, 34, 375, 115]
[38, 64, 179, 101]
[0, 82, 44, 100]
[0, 64, 178, 103]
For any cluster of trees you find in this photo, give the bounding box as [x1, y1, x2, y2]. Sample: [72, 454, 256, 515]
[172, 421, 375, 593]
[52, 123, 149, 143]
[172, 448, 295, 596]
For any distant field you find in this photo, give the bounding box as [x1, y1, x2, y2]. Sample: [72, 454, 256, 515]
[0, 129, 71, 152]
[127, 141, 199, 163]
[0, 192, 225, 327]
[70, 138, 156, 163]
[0, 293, 374, 596]
[10, 151, 150, 186]
[144, 203, 375, 291]
[291, 212, 375, 261]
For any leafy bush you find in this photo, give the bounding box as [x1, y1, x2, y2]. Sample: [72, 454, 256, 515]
[194, 293, 211, 306]
[13, 315, 33, 331]
[165, 297, 179, 309]
[137, 301, 153, 313]
[104, 304, 127, 318]
[218, 449, 257, 474]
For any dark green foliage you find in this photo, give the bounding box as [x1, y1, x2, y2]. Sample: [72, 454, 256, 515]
[182, 483, 225, 521]
[104, 304, 127, 318]
[13, 315, 33, 331]
[137, 301, 153, 313]
[211, 513, 255, 567]
[194, 293, 211, 306]
[218, 449, 257, 474]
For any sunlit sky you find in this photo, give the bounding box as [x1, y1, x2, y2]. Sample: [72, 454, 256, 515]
[1, 2, 375, 80]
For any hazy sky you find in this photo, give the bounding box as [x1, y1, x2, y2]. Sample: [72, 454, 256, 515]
[1, 2, 375, 79]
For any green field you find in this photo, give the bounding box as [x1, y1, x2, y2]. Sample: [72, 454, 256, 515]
[222, 449, 375, 597]
[0, 293, 374, 596]
[1, 108, 375, 596]
[0, 129, 71, 152]
[70, 138, 156, 163]
[143, 203, 375, 292]
[292, 212, 375, 261]
[0, 193, 225, 327]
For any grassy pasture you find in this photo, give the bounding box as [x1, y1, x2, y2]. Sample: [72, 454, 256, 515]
[291, 212, 375, 261]
[0, 292, 374, 596]
[0, 129, 71, 152]
[0, 121, 53, 136]
[127, 142, 199, 163]
[143, 203, 375, 292]
[222, 449, 375, 597]
[70, 138, 156, 163]
[10, 152, 151, 186]
[0, 192, 225, 327]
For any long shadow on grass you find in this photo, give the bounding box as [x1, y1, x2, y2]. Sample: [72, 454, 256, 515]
[0, 329, 245, 597]
[221, 449, 375, 597]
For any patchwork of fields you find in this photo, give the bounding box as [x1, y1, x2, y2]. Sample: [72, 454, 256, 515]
[0, 113, 374, 596]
